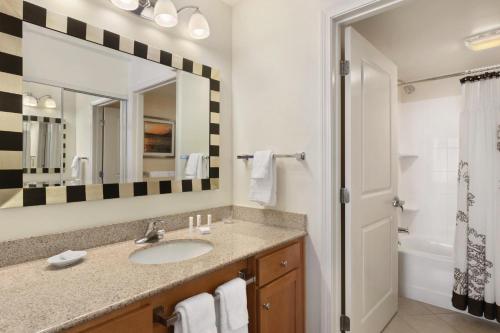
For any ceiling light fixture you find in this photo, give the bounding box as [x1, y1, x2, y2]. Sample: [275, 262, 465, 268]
[465, 28, 500, 51]
[22, 93, 57, 109]
[188, 9, 210, 39]
[110, 0, 139, 11]
[154, 0, 178, 27]
[43, 96, 57, 109]
[110, 0, 210, 39]
[23, 93, 38, 107]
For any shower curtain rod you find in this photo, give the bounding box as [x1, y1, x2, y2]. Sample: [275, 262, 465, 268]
[399, 63, 500, 86]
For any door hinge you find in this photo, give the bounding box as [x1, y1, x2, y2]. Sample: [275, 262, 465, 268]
[340, 187, 350, 204]
[340, 314, 351, 331]
[340, 60, 350, 76]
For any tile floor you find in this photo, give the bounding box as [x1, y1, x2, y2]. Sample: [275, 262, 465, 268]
[382, 297, 500, 333]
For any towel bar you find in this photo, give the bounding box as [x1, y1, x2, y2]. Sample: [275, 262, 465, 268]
[180, 154, 210, 160]
[237, 152, 306, 161]
[153, 271, 256, 328]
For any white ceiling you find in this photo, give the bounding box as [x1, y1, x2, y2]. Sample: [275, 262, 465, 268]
[220, 0, 241, 6]
[352, 0, 500, 82]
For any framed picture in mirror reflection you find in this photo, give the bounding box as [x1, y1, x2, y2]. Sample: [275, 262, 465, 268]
[143, 117, 175, 157]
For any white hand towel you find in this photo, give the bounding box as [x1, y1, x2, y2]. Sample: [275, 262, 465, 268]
[196, 154, 207, 179]
[251, 150, 272, 179]
[174, 293, 217, 333]
[185, 153, 203, 179]
[249, 151, 276, 206]
[70, 156, 81, 178]
[215, 278, 249, 333]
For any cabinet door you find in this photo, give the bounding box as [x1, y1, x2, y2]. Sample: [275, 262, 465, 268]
[258, 270, 300, 333]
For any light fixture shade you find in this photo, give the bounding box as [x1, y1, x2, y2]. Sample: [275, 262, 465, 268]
[465, 29, 500, 51]
[140, 6, 154, 20]
[188, 10, 210, 39]
[44, 97, 57, 109]
[154, 0, 178, 28]
[110, 0, 139, 11]
[23, 93, 38, 107]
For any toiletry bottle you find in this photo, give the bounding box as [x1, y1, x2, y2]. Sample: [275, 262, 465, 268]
[196, 214, 201, 228]
[189, 216, 194, 233]
[207, 214, 212, 226]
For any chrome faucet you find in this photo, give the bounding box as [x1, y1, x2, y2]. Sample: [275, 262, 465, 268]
[398, 227, 409, 234]
[135, 220, 166, 244]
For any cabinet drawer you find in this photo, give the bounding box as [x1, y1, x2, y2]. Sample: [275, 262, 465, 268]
[257, 242, 300, 286]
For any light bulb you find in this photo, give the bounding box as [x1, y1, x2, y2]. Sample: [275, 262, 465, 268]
[188, 10, 210, 39]
[23, 93, 38, 107]
[110, 0, 139, 11]
[44, 97, 57, 109]
[154, 0, 178, 28]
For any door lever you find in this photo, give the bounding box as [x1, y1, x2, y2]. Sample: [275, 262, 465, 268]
[392, 197, 405, 212]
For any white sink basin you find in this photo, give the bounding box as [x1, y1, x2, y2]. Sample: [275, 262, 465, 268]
[129, 239, 214, 265]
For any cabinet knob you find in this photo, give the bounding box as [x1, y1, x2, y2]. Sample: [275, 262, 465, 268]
[263, 303, 271, 310]
[280, 260, 288, 267]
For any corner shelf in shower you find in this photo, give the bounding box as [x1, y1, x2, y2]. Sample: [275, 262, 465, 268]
[399, 153, 419, 159]
[403, 204, 419, 213]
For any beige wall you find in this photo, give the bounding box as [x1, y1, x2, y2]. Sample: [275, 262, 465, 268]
[0, 0, 233, 241]
[143, 84, 177, 175]
[175, 71, 211, 178]
[232, 0, 372, 332]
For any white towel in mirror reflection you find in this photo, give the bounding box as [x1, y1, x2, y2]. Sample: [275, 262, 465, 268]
[70, 156, 86, 184]
[184, 153, 208, 179]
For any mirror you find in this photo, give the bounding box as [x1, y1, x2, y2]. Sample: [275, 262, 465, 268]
[21, 22, 211, 188]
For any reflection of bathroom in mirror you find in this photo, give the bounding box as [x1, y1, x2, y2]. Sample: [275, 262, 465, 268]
[20, 21, 210, 188]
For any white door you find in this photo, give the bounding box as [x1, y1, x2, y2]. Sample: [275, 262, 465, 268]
[344, 27, 399, 333]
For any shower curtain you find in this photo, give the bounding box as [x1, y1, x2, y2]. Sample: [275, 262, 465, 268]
[452, 72, 500, 322]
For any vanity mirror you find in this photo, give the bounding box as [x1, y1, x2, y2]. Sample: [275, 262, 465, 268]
[0, 1, 220, 208]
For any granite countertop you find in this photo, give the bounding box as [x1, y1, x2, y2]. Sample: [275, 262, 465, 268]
[0, 220, 306, 333]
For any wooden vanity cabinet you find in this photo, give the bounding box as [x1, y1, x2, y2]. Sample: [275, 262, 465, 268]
[251, 239, 305, 333]
[67, 238, 304, 333]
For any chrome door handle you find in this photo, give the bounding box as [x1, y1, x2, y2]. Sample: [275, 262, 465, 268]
[263, 303, 271, 310]
[392, 196, 405, 212]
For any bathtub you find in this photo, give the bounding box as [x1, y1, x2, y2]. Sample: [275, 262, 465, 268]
[398, 235, 456, 310]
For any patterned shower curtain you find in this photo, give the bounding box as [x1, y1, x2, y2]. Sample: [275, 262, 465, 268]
[452, 73, 500, 322]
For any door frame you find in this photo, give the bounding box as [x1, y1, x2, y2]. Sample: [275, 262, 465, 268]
[91, 98, 128, 184]
[320, 0, 411, 332]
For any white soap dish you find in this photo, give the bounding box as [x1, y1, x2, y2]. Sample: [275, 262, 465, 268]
[47, 250, 87, 268]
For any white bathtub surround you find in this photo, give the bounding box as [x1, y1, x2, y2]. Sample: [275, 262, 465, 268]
[453, 76, 500, 322]
[398, 79, 461, 245]
[398, 235, 455, 310]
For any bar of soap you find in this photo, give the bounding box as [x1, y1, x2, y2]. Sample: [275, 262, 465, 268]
[198, 226, 211, 234]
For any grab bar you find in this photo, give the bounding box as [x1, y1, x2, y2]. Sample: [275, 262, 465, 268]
[153, 271, 256, 328]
